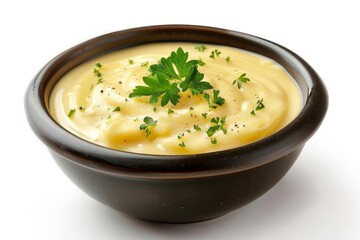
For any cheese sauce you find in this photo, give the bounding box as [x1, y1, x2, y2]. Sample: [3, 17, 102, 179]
[49, 43, 302, 154]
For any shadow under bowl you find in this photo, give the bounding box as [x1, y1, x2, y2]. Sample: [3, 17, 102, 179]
[25, 25, 328, 223]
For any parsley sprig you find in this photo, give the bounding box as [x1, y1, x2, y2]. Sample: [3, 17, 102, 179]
[195, 45, 207, 52]
[233, 73, 250, 89]
[251, 98, 265, 115]
[140, 116, 157, 137]
[93, 62, 103, 84]
[209, 49, 221, 58]
[204, 90, 225, 109]
[129, 48, 214, 107]
[206, 116, 227, 137]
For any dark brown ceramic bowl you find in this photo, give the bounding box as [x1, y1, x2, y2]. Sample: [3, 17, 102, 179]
[25, 25, 328, 223]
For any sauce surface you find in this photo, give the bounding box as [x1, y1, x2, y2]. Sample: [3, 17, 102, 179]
[49, 43, 302, 154]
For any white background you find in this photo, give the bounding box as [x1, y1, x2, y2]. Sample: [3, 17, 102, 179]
[1, 0, 359, 239]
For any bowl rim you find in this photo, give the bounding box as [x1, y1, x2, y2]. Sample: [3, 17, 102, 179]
[25, 24, 328, 178]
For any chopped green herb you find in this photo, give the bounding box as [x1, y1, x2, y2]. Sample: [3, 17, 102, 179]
[225, 56, 231, 62]
[194, 125, 201, 131]
[112, 106, 121, 112]
[204, 90, 225, 109]
[177, 133, 184, 139]
[95, 62, 102, 68]
[256, 98, 265, 110]
[168, 109, 174, 114]
[251, 98, 265, 115]
[206, 125, 218, 137]
[128, 59, 134, 64]
[189, 107, 194, 110]
[211, 137, 217, 144]
[195, 45, 207, 52]
[206, 116, 227, 137]
[140, 116, 157, 137]
[93, 62, 103, 84]
[198, 58, 205, 66]
[209, 49, 221, 58]
[179, 141, 186, 147]
[233, 73, 250, 89]
[202, 113, 208, 119]
[141, 61, 149, 67]
[68, 109, 76, 118]
[93, 68, 101, 78]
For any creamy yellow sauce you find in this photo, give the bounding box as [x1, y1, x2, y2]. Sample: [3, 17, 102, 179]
[49, 43, 302, 155]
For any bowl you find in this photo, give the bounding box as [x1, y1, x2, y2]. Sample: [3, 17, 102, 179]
[24, 25, 328, 223]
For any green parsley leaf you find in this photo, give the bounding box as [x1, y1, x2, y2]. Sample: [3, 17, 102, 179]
[129, 73, 181, 107]
[225, 56, 231, 62]
[179, 141, 186, 147]
[68, 109, 76, 118]
[140, 116, 157, 137]
[112, 106, 121, 112]
[202, 113, 208, 119]
[198, 58, 205, 66]
[93, 62, 103, 84]
[219, 117, 227, 134]
[93, 68, 101, 78]
[212, 90, 225, 106]
[177, 133, 184, 139]
[233, 73, 250, 89]
[204, 90, 225, 108]
[195, 45, 207, 52]
[168, 109, 174, 114]
[128, 59, 134, 64]
[251, 98, 265, 115]
[209, 49, 221, 58]
[179, 67, 213, 95]
[206, 116, 227, 137]
[141, 61, 149, 67]
[256, 98, 265, 110]
[130, 47, 215, 107]
[211, 137, 217, 144]
[206, 125, 219, 137]
[194, 125, 201, 131]
[149, 48, 198, 80]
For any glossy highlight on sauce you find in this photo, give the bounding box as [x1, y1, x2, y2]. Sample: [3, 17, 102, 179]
[49, 43, 302, 154]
